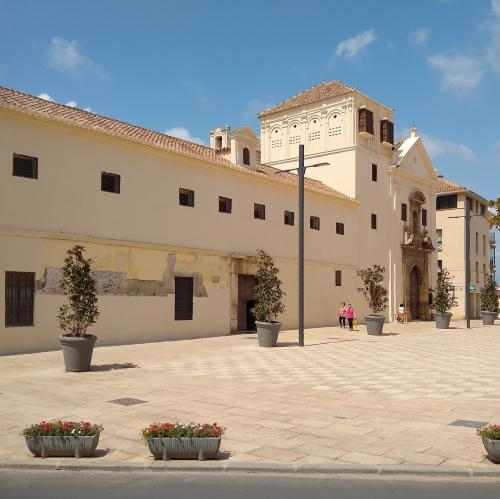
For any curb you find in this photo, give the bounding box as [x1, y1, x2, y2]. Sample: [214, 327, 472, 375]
[1, 460, 500, 477]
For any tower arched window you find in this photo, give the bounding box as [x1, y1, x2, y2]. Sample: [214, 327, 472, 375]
[243, 147, 250, 166]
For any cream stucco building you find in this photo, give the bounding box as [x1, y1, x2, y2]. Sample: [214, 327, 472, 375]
[436, 177, 493, 319]
[1, 81, 442, 354]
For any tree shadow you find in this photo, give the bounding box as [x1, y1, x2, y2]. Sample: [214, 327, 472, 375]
[90, 363, 139, 372]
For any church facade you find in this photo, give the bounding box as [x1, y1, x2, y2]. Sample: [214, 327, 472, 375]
[1, 82, 439, 354]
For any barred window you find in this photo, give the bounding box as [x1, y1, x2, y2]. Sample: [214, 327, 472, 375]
[335, 270, 342, 287]
[254, 204, 265, 220]
[179, 188, 194, 207]
[219, 196, 232, 214]
[401, 203, 407, 221]
[371, 213, 377, 230]
[310, 216, 320, 230]
[101, 172, 120, 193]
[336, 222, 344, 235]
[284, 211, 294, 226]
[5, 271, 35, 327]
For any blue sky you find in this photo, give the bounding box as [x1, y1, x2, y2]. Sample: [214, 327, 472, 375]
[1, 0, 499, 201]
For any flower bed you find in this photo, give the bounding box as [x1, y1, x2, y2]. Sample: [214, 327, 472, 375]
[142, 423, 224, 460]
[23, 421, 103, 458]
[477, 424, 500, 440]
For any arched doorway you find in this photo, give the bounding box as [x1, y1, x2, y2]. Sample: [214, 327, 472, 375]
[410, 266, 420, 319]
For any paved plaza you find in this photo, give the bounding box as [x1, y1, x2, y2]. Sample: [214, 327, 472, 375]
[1, 320, 499, 468]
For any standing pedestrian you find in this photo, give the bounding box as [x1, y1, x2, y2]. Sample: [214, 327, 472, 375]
[338, 302, 346, 328]
[346, 304, 356, 331]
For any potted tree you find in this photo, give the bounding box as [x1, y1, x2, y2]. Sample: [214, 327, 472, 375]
[252, 249, 286, 347]
[357, 265, 388, 335]
[58, 245, 99, 372]
[480, 274, 498, 325]
[434, 269, 457, 329]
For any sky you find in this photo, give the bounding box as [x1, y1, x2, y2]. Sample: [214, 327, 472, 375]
[0, 0, 499, 204]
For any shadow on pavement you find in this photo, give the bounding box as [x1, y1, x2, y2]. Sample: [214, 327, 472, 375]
[90, 363, 139, 372]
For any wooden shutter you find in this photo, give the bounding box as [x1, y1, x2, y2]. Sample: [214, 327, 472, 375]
[5, 272, 35, 326]
[175, 277, 193, 320]
[13, 154, 38, 179]
[359, 109, 374, 135]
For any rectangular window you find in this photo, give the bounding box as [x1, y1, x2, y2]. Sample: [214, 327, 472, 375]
[436, 229, 443, 252]
[358, 108, 374, 135]
[218, 196, 232, 213]
[475, 232, 479, 254]
[336, 222, 344, 235]
[335, 270, 342, 287]
[371, 164, 377, 182]
[422, 209, 427, 227]
[310, 216, 320, 230]
[101, 172, 120, 193]
[401, 203, 407, 221]
[175, 276, 193, 320]
[380, 119, 394, 144]
[179, 188, 194, 207]
[5, 271, 35, 327]
[254, 203, 265, 220]
[481, 204, 486, 215]
[13, 154, 38, 179]
[371, 213, 377, 230]
[438, 260, 443, 273]
[483, 263, 486, 281]
[436, 194, 458, 210]
[475, 262, 479, 283]
[483, 235, 487, 256]
[284, 210, 294, 226]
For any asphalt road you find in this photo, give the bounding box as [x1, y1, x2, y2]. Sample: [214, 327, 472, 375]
[1, 471, 500, 499]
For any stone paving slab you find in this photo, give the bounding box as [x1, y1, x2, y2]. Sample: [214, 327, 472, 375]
[0, 320, 499, 471]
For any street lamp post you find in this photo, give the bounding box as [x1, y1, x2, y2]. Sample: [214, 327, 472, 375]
[280, 144, 329, 346]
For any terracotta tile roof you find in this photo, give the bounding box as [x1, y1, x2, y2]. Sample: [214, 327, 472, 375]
[256, 164, 354, 201]
[258, 81, 355, 118]
[0, 86, 355, 203]
[436, 176, 467, 193]
[0, 86, 232, 167]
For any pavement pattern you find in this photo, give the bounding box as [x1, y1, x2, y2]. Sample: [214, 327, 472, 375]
[1, 320, 499, 468]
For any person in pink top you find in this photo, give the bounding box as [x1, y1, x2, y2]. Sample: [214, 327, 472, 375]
[346, 304, 356, 331]
[338, 302, 347, 328]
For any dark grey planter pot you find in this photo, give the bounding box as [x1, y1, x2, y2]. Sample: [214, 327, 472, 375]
[482, 437, 500, 463]
[365, 315, 385, 335]
[481, 311, 497, 326]
[435, 312, 452, 329]
[25, 434, 100, 458]
[59, 334, 97, 372]
[146, 437, 222, 460]
[255, 321, 281, 347]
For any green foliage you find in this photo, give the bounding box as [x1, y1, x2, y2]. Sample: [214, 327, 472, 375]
[142, 423, 225, 440]
[252, 249, 286, 322]
[356, 265, 388, 315]
[57, 245, 99, 337]
[489, 198, 500, 229]
[433, 269, 457, 313]
[22, 421, 103, 437]
[480, 274, 499, 313]
[477, 423, 500, 440]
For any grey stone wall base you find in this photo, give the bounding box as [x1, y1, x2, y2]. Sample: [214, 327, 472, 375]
[1, 459, 500, 477]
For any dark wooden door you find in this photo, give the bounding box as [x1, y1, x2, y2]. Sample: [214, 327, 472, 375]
[410, 267, 420, 319]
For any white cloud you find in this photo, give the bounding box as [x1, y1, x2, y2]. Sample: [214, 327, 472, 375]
[426, 54, 483, 93]
[37, 93, 54, 101]
[47, 37, 110, 79]
[36, 92, 92, 112]
[334, 29, 376, 59]
[164, 127, 205, 145]
[422, 134, 475, 161]
[242, 96, 274, 120]
[410, 28, 430, 45]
